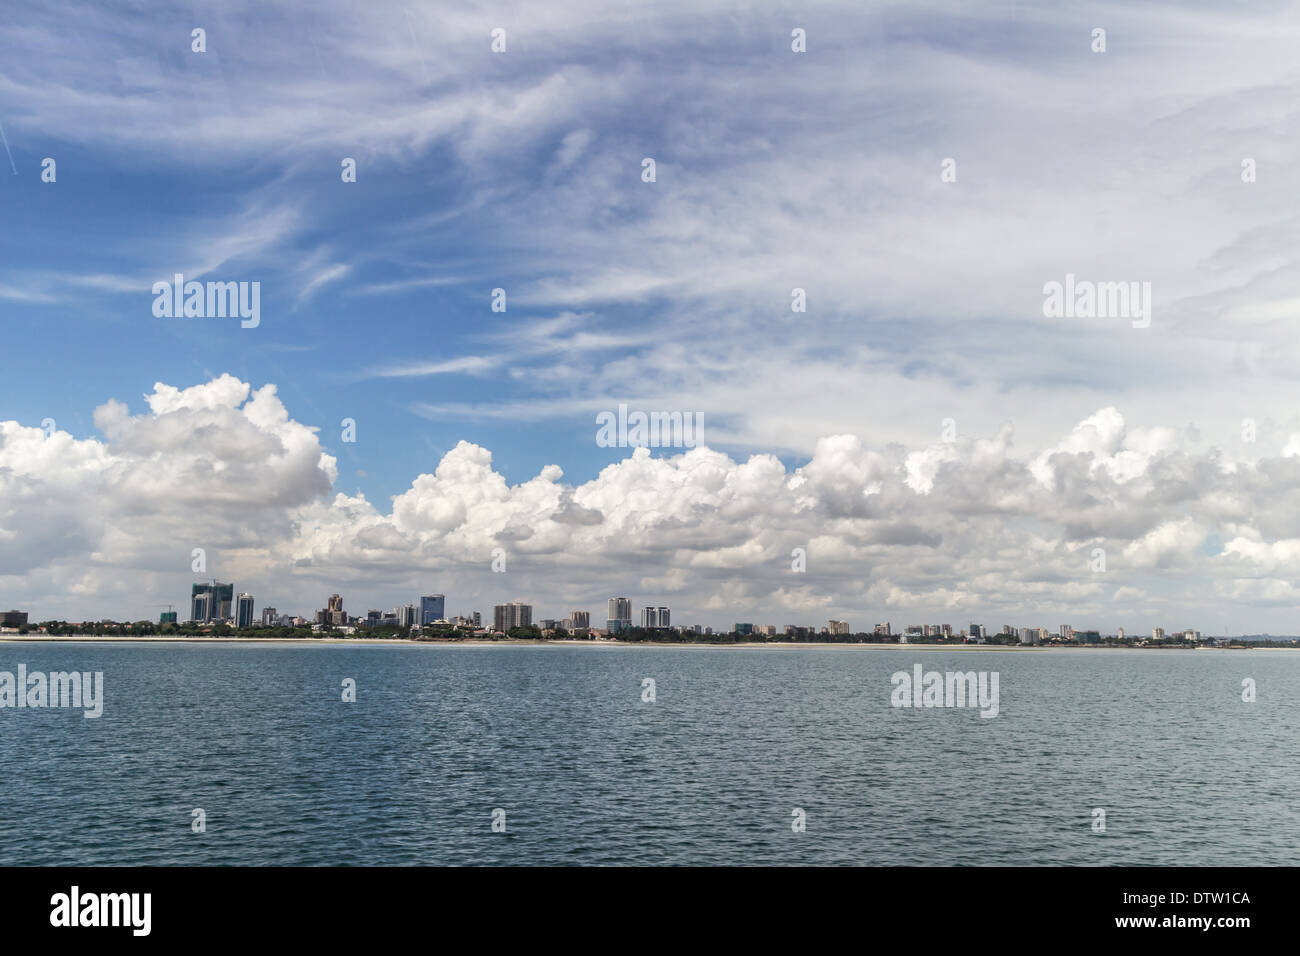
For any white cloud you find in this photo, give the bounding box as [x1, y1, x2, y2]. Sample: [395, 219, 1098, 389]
[6, 376, 1300, 631]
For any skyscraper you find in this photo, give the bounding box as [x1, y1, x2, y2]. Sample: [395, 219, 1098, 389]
[570, 610, 590, 630]
[191, 582, 233, 622]
[236, 593, 255, 629]
[494, 601, 532, 632]
[607, 597, 631, 633]
[398, 604, 417, 628]
[420, 594, 446, 625]
[318, 593, 347, 627]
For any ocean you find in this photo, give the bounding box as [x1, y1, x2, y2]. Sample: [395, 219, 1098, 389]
[1, 642, 1295, 865]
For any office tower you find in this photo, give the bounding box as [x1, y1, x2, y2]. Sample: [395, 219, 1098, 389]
[191, 591, 211, 623]
[320, 593, 346, 626]
[191, 582, 233, 622]
[494, 601, 532, 632]
[607, 597, 632, 633]
[236, 593, 255, 629]
[420, 594, 446, 625]
[261, 607, 278, 626]
[1153, 627, 1165, 640]
[570, 610, 590, 630]
[398, 604, 417, 628]
[159, 610, 177, 624]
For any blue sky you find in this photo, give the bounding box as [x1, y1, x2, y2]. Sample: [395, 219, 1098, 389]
[6, 1, 1300, 631]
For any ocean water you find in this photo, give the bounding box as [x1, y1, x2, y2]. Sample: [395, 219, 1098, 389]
[0, 641, 1295, 866]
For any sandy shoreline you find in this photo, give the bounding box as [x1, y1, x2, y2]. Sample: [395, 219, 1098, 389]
[0, 635, 1270, 650]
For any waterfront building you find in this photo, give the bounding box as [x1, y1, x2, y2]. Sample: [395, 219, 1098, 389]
[419, 594, 446, 625]
[641, 606, 670, 629]
[606, 597, 632, 633]
[494, 601, 533, 632]
[191, 582, 233, 622]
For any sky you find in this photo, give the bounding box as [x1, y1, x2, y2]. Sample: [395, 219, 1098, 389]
[4, 0, 1300, 633]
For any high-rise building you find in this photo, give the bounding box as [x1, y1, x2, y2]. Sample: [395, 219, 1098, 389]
[159, 610, 177, 625]
[420, 594, 446, 625]
[734, 622, 753, 635]
[570, 610, 590, 630]
[828, 620, 850, 636]
[1153, 627, 1165, 640]
[191, 592, 211, 623]
[494, 601, 532, 632]
[236, 593, 255, 629]
[317, 593, 347, 627]
[641, 606, 670, 629]
[874, 622, 892, 637]
[191, 582, 233, 622]
[398, 604, 417, 628]
[261, 607, 278, 626]
[606, 597, 632, 633]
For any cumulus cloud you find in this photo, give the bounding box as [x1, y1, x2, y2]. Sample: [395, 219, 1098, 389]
[7, 376, 1300, 632]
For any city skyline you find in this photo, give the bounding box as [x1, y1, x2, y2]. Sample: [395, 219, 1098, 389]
[0, 583, 1241, 641]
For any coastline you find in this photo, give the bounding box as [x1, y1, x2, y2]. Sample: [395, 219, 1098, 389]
[0, 636, 1269, 649]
